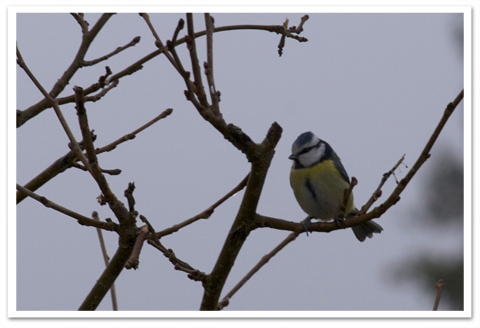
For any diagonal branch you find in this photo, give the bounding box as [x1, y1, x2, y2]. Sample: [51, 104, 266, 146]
[17, 108, 172, 204]
[78, 243, 134, 311]
[224, 87, 462, 307]
[357, 154, 405, 216]
[83, 36, 141, 66]
[17, 45, 92, 172]
[73, 86, 134, 226]
[156, 172, 250, 238]
[17, 13, 114, 127]
[217, 230, 300, 310]
[16, 135, 93, 204]
[92, 211, 118, 311]
[255, 89, 464, 235]
[16, 184, 119, 232]
[96, 108, 173, 154]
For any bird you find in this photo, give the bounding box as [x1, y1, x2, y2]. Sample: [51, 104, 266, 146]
[289, 131, 383, 242]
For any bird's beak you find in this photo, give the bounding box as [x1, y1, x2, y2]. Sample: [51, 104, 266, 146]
[288, 154, 297, 160]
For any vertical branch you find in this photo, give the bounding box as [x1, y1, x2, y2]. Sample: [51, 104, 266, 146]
[75, 87, 137, 310]
[204, 13, 220, 116]
[93, 212, 118, 311]
[74, 86, 134, 227]
[433, 279, 445, 311]
[185, 13, 209, 108]
[200, 123, 282, 310]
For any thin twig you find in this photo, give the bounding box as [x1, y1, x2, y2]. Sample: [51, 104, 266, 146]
[204, 13, 220, 116]
[71, 13, 89, 34]
[139, 13, 179, 70]
[171, 18, 185, 44]
[16, 135, 93, 204]
[93, 211, 118, 310]
[148, 239, 207, 282]
[16, 184, 119, 232]
[338, 177, 357, 220]
[84, 80, 119, 102]
[433, 279, 445, 311]
[17, 14, 114, 128]
[83, 36, 141, 66]
[156, 173, 250, 238]
[18, 108, 170, 204]
[17, 46, 92, 172]
[139, 214, 160, 245]
[107, 48, 163, 83]
[125, 226, 148, 270]
[254, 89, 464, 235]
[74, 86, 130, 223]
[71, 161, 121, 175]
[18, 15, 308, 127]
[186, 13, 209, 108]
[357, 154, 405, 215]
[217, 231, 300, 310]
[95, 108, 173, 154]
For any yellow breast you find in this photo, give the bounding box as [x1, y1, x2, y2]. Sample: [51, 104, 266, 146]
[290, 159, 355, 220]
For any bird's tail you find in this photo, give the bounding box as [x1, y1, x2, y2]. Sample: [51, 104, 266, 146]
[351, 220, 383, 242]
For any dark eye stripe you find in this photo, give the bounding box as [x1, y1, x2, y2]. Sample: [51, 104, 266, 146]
[298, 141, 322, 155]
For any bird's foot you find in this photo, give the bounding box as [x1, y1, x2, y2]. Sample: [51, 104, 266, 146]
[303, 217, 312, 236]
[334, 213, 344, 229]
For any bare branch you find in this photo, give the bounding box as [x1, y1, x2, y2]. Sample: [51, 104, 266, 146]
[71, 13, 89, 34]
[16, 184, 119, 232]
[93, 211, 118, 310]
[18, 15, 308, 127]
[96, 108, 173, 154]
[16, 135, 93, 204]
[124, 182, 136, 213]
[156, 172, 250, 238]
[172, 20, 309, 48]
[433, 279, 445, 311]
[139, 214, 160, 245]
[74, 86, 135, 227]
[338, 176, 357, 220]
[125, 225, 148, 270]
[148, 240, 207, 283]
[17, 14, 115, 127]
[70, 161, 121, 175]
[171, 18, 185, 44]
[200, 123, 282, 310]
[83, 36, 141, 66]
[186, 13, 209, 108]
[17, 45, 92, 172]
[357, 154, 405, 215]
[79, 243, 134, 311]
[107, 48, 163, 83]
[204, 13, 220, 116]
[255, 89, 464, 236]
[17, 108, 171, 204]
[84, 80, 119, 102]
[218, 231, 300, 310]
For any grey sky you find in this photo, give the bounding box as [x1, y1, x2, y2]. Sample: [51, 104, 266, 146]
[14, 8, 466, 317]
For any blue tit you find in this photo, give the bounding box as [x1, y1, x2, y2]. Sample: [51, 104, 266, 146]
[289, 131, 383, 242]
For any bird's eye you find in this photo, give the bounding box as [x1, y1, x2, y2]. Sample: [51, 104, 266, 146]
[298, 146, 313, 155]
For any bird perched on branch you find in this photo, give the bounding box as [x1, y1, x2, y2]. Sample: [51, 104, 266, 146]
[289, 131, 383, 241]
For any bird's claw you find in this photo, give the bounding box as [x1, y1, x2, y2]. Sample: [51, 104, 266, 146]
[303, 217, 312, 236]
[334, 213, 344, 229]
